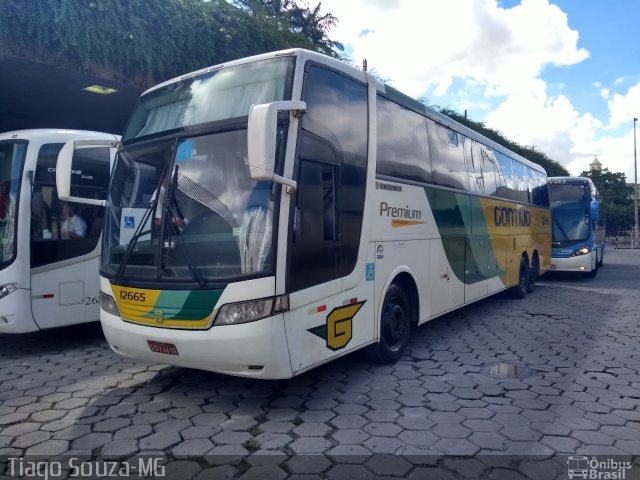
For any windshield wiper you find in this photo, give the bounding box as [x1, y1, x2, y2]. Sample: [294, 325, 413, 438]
[553, 216, 569, 242]
[162, 166, 207, 287]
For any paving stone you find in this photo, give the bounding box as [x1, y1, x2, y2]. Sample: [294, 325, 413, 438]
[326, 464, 376, 480]
[540, 435, 580, 453]
[154, 419, 192, 433]
[194, 465, 237, 480]
[253, 433, 293, 450]
[285, 455, 331, 474]
[25, 439, 69, 457]
[289, 437, 331, 454]
[292, 422, 331, 437]
[139, 431, 182, 450]
[1, 422, 40, 437]
[172, 439, 215, 456]
[99, 439, 139, 457]
[571, 430, 616, 446]
[397, 430, 439, 447]
[113, 424, 153, 440]
[431, 423, 472, 439]
[500, 427, 542, 442]
[71, 432, 112, 451]
[11, 431, 52, 449]
[432, 438, 479, 455]
[212, 430, 252, 445]
[365, 455, 412, 476]
[330, 415, 367, 429]
[94, 417, 132, 433]
[468, 432, 505, 451]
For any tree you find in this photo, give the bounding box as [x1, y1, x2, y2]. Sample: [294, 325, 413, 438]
[581, 168, 634, 234]
[0, 0, 343, 88]
[233, 0, 343, 57]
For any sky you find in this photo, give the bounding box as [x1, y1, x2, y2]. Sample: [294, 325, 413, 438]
[317, 0, 640, 181]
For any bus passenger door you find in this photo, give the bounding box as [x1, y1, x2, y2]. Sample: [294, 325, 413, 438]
[283, 64, 371, 374]
[31, 142, 112, 329]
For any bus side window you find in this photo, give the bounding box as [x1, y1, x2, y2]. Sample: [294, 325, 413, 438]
[481, 147, 499, 196]
[30, 143, 108, 268]
[376, 96, 430, 183]
[495, 152, 516, 200]
[429, 123, 468, 191]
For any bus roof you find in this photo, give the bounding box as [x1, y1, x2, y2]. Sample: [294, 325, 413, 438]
[141, 48, 546, 175]
[0, 129, 119, 142]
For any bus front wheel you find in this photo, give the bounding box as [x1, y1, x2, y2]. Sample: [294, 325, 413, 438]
[366, 283, 412, 364]
[509, 256, 529, 299]
[585, 258, 599, 278]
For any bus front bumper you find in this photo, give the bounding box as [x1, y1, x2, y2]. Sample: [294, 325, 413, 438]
[101, 310, 294, 379]
[550, 253, 595, 273]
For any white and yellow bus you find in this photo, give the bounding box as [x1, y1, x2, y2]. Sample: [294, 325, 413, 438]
[0, 129, 118, 333]
[58, 49, 551, 378]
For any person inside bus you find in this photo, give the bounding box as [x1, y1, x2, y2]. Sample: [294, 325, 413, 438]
[60, 202, 87, 239]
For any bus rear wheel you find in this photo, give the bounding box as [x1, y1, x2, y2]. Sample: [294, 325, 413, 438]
[508, 256, 529, 299]
[366, 283, 412, 364]
[526, 255, 538, 294]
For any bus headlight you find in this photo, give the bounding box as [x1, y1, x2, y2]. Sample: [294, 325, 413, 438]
[100, 291, 120, 316]
[214, 295, 289, 326]
[0, 283, 19, 300]
[573, 247, 590, 256]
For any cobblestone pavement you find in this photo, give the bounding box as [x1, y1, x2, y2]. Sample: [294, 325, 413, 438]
[1, 249, 639, 479]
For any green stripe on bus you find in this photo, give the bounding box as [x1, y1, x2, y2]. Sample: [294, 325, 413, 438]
[425, 187, 503, 284]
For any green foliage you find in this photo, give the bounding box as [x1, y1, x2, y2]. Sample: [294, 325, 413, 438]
[0, 0, 340, 87]
[581, 168, 634, 234]
[439, 108, 570, 177]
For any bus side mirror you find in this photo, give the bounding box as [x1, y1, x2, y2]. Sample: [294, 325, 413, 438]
[247, 101, 306, 191]
[57, 139, 119, 206]
[590, 199, 599, 222]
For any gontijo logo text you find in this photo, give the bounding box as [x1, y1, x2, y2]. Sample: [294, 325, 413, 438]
[493, 206, 531, 227]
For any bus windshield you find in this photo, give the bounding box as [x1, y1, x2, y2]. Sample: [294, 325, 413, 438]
[550, 182, 591, 245]
[102, 129, 276, 283]
[123, 56, 295, 141]
[0, 141, 26, 266]
[552, 203, 590, 244]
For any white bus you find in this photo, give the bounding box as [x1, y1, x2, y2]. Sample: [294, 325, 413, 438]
[58, 49, 550, 378]
[0, 129, 118, 333]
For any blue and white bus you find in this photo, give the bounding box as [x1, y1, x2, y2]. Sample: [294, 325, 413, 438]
[548, 176, 604, 277]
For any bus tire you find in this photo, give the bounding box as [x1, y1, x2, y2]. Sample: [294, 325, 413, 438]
[508, 256, 529, 299]
[598, 250, 604, 267]
[366, 283, 412, 364]
[585, 259, 598, 278]
[527, 255, 538, 294]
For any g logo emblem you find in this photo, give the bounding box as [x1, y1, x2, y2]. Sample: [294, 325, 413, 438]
[308, 301, 366, 351]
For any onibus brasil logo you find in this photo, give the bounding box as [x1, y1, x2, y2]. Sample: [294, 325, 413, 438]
[567, 456, 632, 479]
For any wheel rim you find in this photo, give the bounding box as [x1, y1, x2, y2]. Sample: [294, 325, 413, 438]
[382, 297, 407, 351]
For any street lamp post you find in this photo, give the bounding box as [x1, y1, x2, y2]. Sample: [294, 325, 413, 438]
[635, 118, 639, 249]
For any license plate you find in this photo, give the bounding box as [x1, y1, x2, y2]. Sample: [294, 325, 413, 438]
[147, 340, 179, 356]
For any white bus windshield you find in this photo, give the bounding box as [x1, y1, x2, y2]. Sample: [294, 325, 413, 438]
[102, 129, 276, 282]
[123, 56, 295, 141]
[0, 141, 26, 266]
